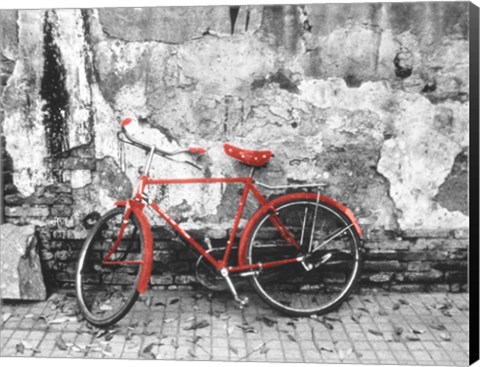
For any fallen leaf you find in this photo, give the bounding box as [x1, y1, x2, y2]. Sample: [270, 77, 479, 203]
[411, 328, 426, 334]
[378, 307, 389, 316]
[48, 317, 76, 324]
[287, 321, 297, 329]
[184, 319, 209, 330]
[287, 334, 297, 343]
[164, 317, 177, 324]
[351, 313, 362, 324]
[143, 330, 156, 336]
[320, 346, 334, 353]
[171, 339, 179, 349]
[256, 315, 277, 327]
[442, 310, 453, 317]
[392, 303, 400, 310]
[188, 349, 197, 358]
[393, 326, 404, 335]
[139, 344, 156, 359]
[55, 336, 68, 351]
[169, 298, 179, 305]
[16, 343, 25, 354]
[101, 350, 114, 357]
[406, 334, 421, 341]
[363, 298, 373, 303]
[236, 324, 257, 333]
[357, 307, 370, 314]
[72, 346, 81, 352]
[185, 316, 196, 322]
[25, 313, 35, 319]
[324, 316, 342, 323]
[188, 336, 202, 344]
[2, 312, 12, 323]
[229, 345, 238, 355]
[143, 343, 155, 354]
[398, 299, 409, 305]
[439, 333, 451, 341]
[318, 318, 334, 330]
[154, 301, 166, 307]
[430, 322, 446, 331]
[368, 329, 383, 336]
[260, 343, 269, 354]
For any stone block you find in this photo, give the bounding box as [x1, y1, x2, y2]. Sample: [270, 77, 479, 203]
[150, 274, 174, 285]
[368, 272, 394, 283]
[406, 261, 431, 272]
[175, 275, 197, 285]
[5, 206, 49, 218]
[51, 205, 73, 218]
[0, 223, 47, 300]
[396, 269, 443, 283]
[364, 260, 404, 272]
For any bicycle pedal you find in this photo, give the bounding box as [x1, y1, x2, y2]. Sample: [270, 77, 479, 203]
[236, 296, 249, 308]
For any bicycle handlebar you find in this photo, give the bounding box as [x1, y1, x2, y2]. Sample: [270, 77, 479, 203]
[117, 117, 206, 170]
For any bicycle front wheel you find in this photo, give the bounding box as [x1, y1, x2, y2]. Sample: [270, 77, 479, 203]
[245, 195, 361, 317]
[76, 207, 144, 327]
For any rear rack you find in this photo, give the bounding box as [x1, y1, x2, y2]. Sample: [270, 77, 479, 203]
[255, 181, 329, 190]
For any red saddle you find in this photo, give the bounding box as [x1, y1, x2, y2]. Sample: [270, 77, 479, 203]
[223, 143, 273, 167]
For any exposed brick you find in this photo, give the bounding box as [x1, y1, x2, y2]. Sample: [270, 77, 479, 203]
[5, 206, 49, 217]
[364, 260, 405, 272]
[153, 250, 177, 263]
[445, 271, 467, 283]
[365, 240, 412, 251]
[364, 250, 398, 260]
[368, 272, 394, 283]
[434, 260, 467, 270]
[51, 205, 73, 217]
[396, 269, 443, 283]
[407, 261, 431, 272]
[4, 194, 26, 205]
[150, 274, 174, 285]
[175, 275, 197, 285]
[402, 229, 452, 239]
[390, 284, 428, 292]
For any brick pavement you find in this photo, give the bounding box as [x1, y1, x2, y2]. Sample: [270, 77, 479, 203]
[0, 290, 470, 365]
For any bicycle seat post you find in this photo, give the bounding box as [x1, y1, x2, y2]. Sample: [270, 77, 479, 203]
[143, 145, 156, 176]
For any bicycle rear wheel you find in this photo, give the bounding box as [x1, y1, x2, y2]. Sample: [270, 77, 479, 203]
[245, 195, 361, 316]
[76, 207, 144, 327]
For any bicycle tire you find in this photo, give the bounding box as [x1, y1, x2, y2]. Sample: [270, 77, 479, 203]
[244, 194, 362, 317]
[76, 207, 144, 327]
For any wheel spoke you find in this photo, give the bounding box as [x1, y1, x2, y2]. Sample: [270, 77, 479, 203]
[246, 197, 360, 316]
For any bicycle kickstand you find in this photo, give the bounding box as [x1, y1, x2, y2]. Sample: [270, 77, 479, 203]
[220, 268, 249, 308]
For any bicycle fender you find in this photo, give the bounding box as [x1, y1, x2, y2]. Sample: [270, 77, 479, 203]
[114, 199, 153, 294]
[237, 192, 362, 266]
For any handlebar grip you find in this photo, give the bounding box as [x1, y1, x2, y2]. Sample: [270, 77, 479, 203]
[188, 147, 207, 154]
[121, 117, 133, 128]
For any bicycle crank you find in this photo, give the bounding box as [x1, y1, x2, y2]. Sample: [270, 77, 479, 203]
[302, 252, 332, 271]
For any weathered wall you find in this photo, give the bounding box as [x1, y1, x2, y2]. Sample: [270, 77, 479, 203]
[1, 3, 469, 292]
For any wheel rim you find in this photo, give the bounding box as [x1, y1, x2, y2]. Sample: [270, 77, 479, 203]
[247, 200, 360, 314]
[76, 209, 143, 324]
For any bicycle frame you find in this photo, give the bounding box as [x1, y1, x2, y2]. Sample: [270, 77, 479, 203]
[102, 130, 362, 294]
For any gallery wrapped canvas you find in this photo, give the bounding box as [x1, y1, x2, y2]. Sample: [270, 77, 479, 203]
[0, 0, 478, 365]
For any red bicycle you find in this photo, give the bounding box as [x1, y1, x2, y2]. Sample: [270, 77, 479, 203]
[75, 118, 363, 327]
